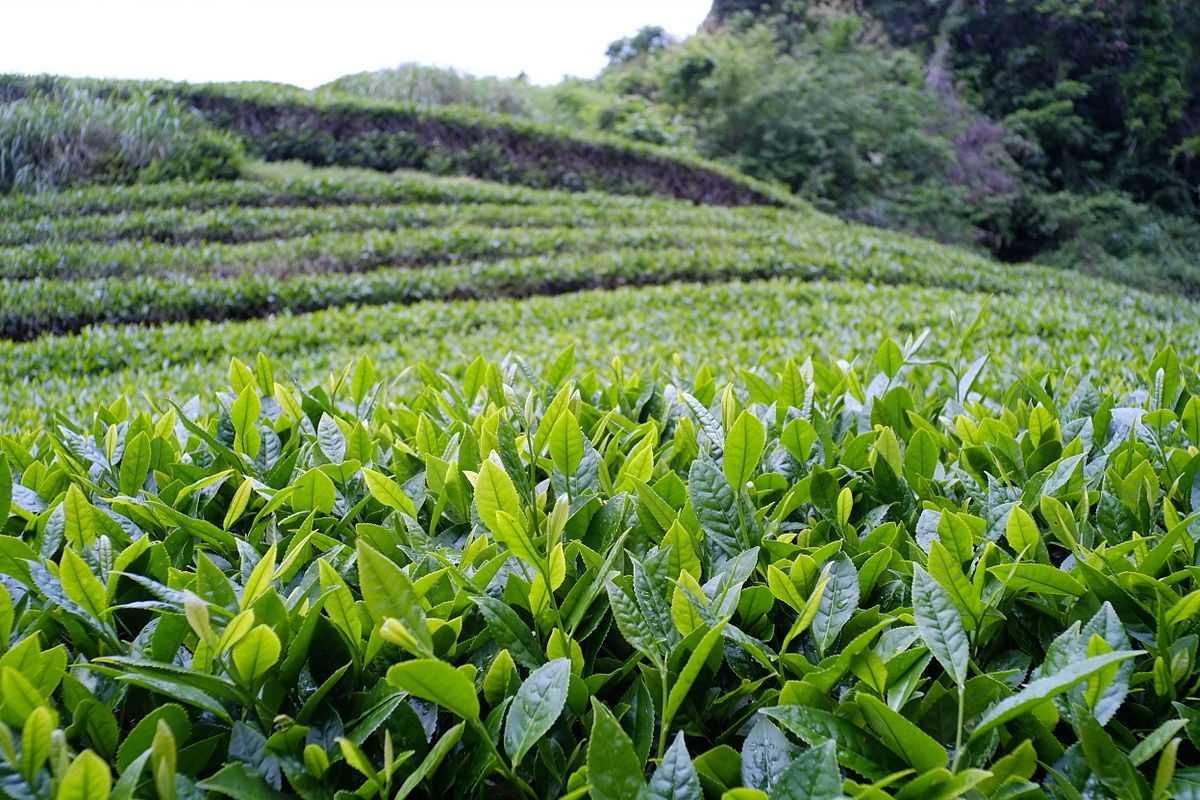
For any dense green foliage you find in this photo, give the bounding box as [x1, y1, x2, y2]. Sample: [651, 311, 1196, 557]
[685, 0, 1200, 280]
[865, 0, 1200, 209]
[3, 22, 1200, 792]
[596, 24, 987, 246]
[2, 327, 1200, 798]
[3, 161, 1195, 346]
[0, 88, 243, 194]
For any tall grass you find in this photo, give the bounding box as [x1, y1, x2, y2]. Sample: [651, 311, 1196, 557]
[0, 88, 242, 193]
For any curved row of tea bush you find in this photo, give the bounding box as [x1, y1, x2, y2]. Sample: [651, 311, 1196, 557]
[0, 224, 789, 282]
[2, 275, 1193, 431]
[0, 226, 1155, 340]
[1, 75, 794, 206]
[0, 162, 802, 224]
[0, 197, 788, 248]
[0, 164, 564, 220]
[0, 329, 1197, 799]
[2, 162, 1185, 345]
[3, 156, 1152, 341]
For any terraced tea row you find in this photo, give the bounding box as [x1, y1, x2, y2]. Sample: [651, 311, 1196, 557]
[0, 198, 789, 247]
[0, 225, 796, 282]
[0, 224, 1127, 341]
[0, 165, 558, 220]
[0, 165, 819, 339]
[11, 163, 1193, 346]
[3, 276, 1192, 430]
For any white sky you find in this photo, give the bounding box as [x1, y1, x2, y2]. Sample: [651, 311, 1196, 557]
[1, 1, 711, 88]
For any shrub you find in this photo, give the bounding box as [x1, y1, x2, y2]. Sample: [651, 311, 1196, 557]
[0, 88, 244, 193]
[0, 339, 1197, 797]
[139, 129, 244, 183]
[598, 24, 1027, 249]
[1032, 190, 1200, 294]
[321, 63, 551, 119]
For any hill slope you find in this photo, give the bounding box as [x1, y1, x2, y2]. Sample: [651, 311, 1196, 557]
[1, 107, 1199, 800]
[1, 160, 1194, 429]
[0, 75, 791, 206]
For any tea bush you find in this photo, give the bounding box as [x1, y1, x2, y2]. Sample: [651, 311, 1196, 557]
[0, 333, 1198, 798]
[6, 161, 1192, 344]
[0, 163, 559, 221]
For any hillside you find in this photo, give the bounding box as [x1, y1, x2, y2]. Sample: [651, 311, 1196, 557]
[1, 51, 1200, 800]
[1, 159, 1193, 421]
[694, 1, 1200, 287]
[313, 4, 1200, 293]
[0, 75, 790, 207]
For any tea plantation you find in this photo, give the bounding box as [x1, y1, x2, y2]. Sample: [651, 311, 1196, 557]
[2, 97, 1200, 799]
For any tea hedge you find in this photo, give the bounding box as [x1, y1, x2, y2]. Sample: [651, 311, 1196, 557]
[1, 182, 1174, 343]
[3, 271, 1194, 430]
[1, 330, 1199, 799]
[0, 162, 817, 339]
[0, 162, 800, 224]
[0, 225, 787, 282]
[0, 165, 557, 221]
[0, 199, 783, 248]
[3, 160, 1189, 344]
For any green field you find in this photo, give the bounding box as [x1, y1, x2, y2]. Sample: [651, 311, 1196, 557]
[2, 77, 1200, 800]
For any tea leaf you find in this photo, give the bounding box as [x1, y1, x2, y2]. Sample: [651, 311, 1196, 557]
[231, 625, 281, 685]
[811, 555, 858, 658]
[588, 699, 646, 800]
[504, 658, 570, 768]
[971, 651, 1142, 740]
[387, 659, 479, 721]
[770, 740, 840, 800]
[648, 732, 702, 800]
[58, 749, 111, 800]
[361, 467, 417, 516]
[911, 564, 968, 688]
[724, 410, 765, 489]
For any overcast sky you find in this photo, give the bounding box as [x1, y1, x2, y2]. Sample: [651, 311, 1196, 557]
[1, 1, 711, 88]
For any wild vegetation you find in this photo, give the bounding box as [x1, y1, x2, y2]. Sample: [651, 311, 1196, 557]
[591, 2, 1200, 289]
[0, 88, 242, 194]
